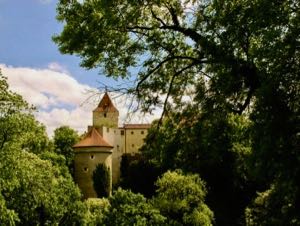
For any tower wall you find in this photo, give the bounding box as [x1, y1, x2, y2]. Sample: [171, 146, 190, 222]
[102, 127, 125, 184]
[74, 147, 112, 199]
[93, 111, 119, 128]
[124, 128, 149, 154]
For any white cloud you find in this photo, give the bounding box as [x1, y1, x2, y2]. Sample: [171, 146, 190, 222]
[37, 0, 53, 4]
[48, 62, 69, 74]
[1, 63, 93, 108]
[0, 64, 160, 137]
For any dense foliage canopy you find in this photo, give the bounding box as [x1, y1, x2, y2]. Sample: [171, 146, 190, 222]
[0, 72, 86, 225]
[53, 125, 80, 174]
[153, 170, 214, 226]
[54, 0, 299, 224]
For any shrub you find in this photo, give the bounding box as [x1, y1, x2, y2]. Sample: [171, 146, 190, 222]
[93, 164, 111, 198]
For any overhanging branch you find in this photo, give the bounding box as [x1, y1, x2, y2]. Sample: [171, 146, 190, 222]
[157, 62, 197, 128]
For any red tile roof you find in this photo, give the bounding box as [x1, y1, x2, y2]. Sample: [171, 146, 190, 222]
[73, 127, 113, 148]
[93, 92, 118, 113]
[122, 124, 151, 129]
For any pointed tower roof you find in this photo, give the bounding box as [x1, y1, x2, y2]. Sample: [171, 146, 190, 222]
[73, 127, 113, 148]
[93, 92, 118, 113]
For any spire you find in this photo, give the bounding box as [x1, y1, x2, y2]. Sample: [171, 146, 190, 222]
[93, 92, 118, 113]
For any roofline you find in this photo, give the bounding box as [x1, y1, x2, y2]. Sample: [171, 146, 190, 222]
[73, 144, 114, 148]
[74, 148, 113, 153]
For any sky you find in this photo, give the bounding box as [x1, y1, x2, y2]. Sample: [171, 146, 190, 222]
[0, 0, 159, 136]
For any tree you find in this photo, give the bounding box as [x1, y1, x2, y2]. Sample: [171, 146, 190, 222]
[152, 170, 214, 226]
[0, 144, 85, 225]
[84, 198, 110, 225]
[53, 125, 79, 173]
[54, 1, 299, 224]
[141, 111, 255, 225]
[53, 0, 276, 115]
[93, 163, 111, 198]
[0, 72, 86, 225]
[119, 154, 162, 198]
[103, 188, 166, 226]
[0, 72, 50, 154]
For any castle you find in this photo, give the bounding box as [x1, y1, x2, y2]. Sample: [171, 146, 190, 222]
[73, 92, 151, 198]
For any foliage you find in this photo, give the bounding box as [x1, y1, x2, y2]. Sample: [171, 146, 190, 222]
[103, 188, 166, 226]
[0, 145, 85, 225]
[38, 151, 70, 177]
[152, 170, 214, 226]
[53, 1, 299, 224]
[0, 193, 19, 226]
[142, 111, 255, 225]
[245, 180, 300, 226]
[53, 125, 79, 173]
[84, 198, 110, 226]
[0, 73, 50, 155]
[119, 154, 162, 198]
[0, 72, 86, 225]
[93, 163, 111, 198]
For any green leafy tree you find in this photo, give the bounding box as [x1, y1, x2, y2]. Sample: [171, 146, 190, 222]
[54, 1, 299, 224]
[38, 151, 70, 177]
[53, 125, 79, 172]
[142, 111, 255, 225]
[0, 72, 50, 154]
[0, 71, 86, 225]
[152, 170, 214, 226]
[245, 180, 300, 226]
[119, 154, 162, 198]
[103, 188, 166, 226]
[84, 198, 110, 226]
[0, 145, 85, 225]
[93, 163, 111, 198]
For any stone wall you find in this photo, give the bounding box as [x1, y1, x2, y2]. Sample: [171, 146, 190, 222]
[93, 111, 119, 128]
[74, 147, 112, 199]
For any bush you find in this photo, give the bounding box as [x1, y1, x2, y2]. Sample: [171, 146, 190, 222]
[103, 188, 166, 225]
[84, 198, 110, 225]
[152, 170, 214, 226]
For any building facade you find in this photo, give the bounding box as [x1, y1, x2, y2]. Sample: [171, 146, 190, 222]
[73, 92, 151, 198]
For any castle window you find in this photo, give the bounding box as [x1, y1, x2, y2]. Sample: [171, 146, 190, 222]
[141, 130, 144, 135]
[132, 144, 135, 148]
[107, 127, 109, 133]
[84, 167, 88, 172]
[121, 130, 124, 135]
[104, 113, 107, 118]
[131, 131, 134, 135]
[90, 155, 94, 159]
[117, 145, 120, 151]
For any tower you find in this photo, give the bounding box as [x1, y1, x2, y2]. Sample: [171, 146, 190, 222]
[73, 127, 113, 199]
[93, 92, 119, 128]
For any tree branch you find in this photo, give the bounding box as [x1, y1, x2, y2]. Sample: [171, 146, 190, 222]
[151, 9, 167, 26]
[136, 55, 206, 97]
[235, 87, 255, 115]
[166, 5, 180, 27]
[157, 62, 197, 128]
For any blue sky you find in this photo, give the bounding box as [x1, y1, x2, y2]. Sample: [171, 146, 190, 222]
[0, 0, 158, 136]
[0, 0, 113, 86]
